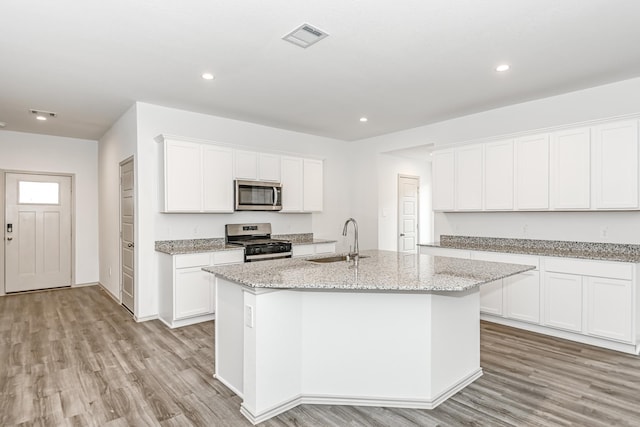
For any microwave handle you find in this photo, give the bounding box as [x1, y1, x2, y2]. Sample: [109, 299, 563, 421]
[273, 186, 279, 206]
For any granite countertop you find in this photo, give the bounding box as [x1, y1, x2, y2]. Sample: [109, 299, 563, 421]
[203, 249, 534, 291]
[419, 235, 640, 263]
[155, 238, 240, 255]
[156, 234, 337, 255]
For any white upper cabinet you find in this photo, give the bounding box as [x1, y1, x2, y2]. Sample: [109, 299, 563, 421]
[515, 133, 549, 210]
[303, 158, 324, 212]
[280, 156, 324, 213]
[163, 139, 202, 212]
[258, 153, 281, 182]
[593, 120, 639, 209]
[159, 137, 234, 213]
[280, 156, 304, 212]
[550, 127, 591, 209]
[432, 149, 455, 211]
[455, 144, 483, 210]
[203, 145, 234, 211]
[484, 140, 514, 210]
[234, 150, 281, 182]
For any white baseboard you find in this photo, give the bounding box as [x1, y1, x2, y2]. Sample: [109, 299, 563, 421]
[72, 281, 99, 288]
[240, 369, 483, 425]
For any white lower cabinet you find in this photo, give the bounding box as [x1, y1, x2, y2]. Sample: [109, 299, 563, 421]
[479, 279, 503, 316]
[543, 272, 583, 332]
[504, 270, 540, 324]
[421, 244, 640, 353]
[159, 250, 244, 328]
[586, 276, 633, 342]
[175, 267, 214, 319]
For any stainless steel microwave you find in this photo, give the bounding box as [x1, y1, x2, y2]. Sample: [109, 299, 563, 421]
[235, 180, 282, 211]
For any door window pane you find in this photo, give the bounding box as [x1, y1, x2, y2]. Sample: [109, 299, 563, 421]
[18, 181, 60, 204]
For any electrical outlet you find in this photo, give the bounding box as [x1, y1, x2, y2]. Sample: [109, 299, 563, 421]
[109, 267, 112, 277]
[600, 226, 609, 239]
[245, 305, 254, 328]
[522, 224, 529, 236]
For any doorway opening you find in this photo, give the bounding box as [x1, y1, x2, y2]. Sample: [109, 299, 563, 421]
[397, 174, 419, 253]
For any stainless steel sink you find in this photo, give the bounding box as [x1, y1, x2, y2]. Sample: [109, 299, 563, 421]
[307, 255, 369, 263]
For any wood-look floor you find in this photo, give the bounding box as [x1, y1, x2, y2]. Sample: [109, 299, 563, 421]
[2, 286, 640, 426]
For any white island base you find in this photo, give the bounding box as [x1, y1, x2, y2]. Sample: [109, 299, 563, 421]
[215, 277, 483, 425]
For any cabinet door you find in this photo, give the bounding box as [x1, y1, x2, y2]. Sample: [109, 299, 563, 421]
[593, 120, 639, 209]
[280, 157, 304, 212]
[432, 150, 455, 211]
[484, 140, 514, 210]
[543, 272, 583, 332]
[480, 279, 503, 316]
[258, 153, 281, 182]
[203, 145, 234, 212]
[175, 267, 214, 319]
[505, 270, 540, 323]
[455, 145, 483, 210]
[303, 159, 323, 212]
[550, 127, 591, 209]
[586, 277, 633, 342]
[234, 150, 258, 180]
[164, 140, 203, 211]
[515, 134, 549, 210]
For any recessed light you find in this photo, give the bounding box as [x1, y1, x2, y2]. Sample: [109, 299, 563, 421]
[359, 117, 368, 122]
[202, 73, 215, 80]
[496, 64, 510, 72]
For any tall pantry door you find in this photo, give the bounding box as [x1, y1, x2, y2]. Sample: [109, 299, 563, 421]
[5, 173, 72, 292]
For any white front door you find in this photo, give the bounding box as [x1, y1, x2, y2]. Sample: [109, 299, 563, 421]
[398, 175, 419, 253]
[5, 173, 72, 292]
[120, 158, 135, 314]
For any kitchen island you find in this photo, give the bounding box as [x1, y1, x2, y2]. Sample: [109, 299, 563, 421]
[204, 250, 534, 424]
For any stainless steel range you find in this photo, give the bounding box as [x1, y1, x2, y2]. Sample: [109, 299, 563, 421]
[225, 223, 292, 262]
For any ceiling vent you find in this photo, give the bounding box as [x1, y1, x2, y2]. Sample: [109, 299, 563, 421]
[29, 109, 57, 118]
[282, 23, 328, 48]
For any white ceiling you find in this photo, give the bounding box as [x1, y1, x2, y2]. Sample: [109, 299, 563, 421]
[2, 0, 640, 142]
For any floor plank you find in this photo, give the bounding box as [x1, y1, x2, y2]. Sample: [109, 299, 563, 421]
[1, 285, 640, 426]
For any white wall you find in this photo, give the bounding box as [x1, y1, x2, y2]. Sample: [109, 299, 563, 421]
[377, 153, 432, 250]
[98, 105, 137, 300]
[125, 103, 351, 319]
[352, 76, 640, 245]
[0, 130, 99, 294]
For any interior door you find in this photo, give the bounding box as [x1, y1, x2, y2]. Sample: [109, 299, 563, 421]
[398, 175, 419, 252]
[5, 173, 72, 292]
[121, 158, 135, 314]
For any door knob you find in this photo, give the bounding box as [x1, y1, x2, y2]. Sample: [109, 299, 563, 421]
[6, 237, 12, 241]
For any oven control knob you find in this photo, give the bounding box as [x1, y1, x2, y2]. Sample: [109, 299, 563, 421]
[253, 247, 261, 255]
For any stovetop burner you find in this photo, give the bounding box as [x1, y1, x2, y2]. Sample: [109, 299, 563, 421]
[226, 223, 292, 262]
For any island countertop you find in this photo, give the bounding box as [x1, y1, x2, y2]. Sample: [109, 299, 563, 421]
[203, 249, 534, 291]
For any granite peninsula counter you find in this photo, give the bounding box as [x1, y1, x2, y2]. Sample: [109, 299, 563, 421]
[205, 250, 534, 424]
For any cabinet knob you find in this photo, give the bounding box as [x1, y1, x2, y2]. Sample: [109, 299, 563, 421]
[127, 243, 134, 248]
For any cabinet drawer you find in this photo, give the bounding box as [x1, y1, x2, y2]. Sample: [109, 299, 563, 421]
[544, 257, 633, 280]
[471, 251, 539, 270]
[214, 250, 244, 265]
[175, 253, 212, 268]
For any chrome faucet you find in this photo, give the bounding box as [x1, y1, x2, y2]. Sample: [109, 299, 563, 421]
[342, 218, 359, 265]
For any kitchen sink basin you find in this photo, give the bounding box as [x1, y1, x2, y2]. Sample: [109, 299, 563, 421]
[307, 255, 369, 263]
